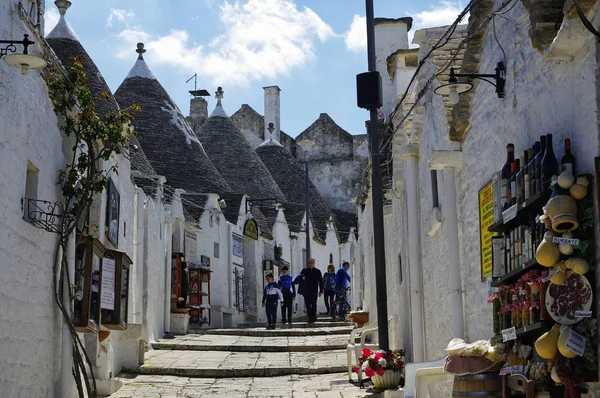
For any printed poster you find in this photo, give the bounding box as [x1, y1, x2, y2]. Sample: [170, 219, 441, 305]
[479, 181, 497, 280]
[100, 258, 116, 310]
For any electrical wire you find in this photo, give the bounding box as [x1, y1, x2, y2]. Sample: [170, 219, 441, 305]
[573, 0, 600, 38]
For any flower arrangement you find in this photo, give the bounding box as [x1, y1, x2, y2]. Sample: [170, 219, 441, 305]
[354, 348, 405, 378]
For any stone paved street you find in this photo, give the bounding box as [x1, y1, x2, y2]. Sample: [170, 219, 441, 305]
[109, 318, 384, 397]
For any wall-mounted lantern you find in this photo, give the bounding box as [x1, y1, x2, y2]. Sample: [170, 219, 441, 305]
[435, 62, 506, 105]
[1, 34, 46, 74]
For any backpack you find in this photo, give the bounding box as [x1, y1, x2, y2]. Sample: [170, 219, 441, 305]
[324, 273, 335, 291]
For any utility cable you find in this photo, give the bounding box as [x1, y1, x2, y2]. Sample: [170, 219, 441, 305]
[573, 0, 600, 38]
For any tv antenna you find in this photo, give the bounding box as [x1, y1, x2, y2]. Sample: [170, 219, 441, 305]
[186, 73, 210, 98]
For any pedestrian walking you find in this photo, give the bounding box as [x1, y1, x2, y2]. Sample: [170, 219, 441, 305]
[262, 272, 283, 329]
[335, 261, 351, 303]
[322, 264, 336, 315]
[299, 258, 323, 323]
[278, 265, 296, 326]
[177, 261, 189, 308]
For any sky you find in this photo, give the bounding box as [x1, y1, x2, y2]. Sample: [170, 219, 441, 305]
[44, 0, 465, 137]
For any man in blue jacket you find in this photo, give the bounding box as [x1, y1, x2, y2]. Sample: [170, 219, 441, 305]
[335, 261, 351, 302]
[278, 265, 296, 326]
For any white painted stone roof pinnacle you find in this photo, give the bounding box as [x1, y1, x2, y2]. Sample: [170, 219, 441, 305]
[258, 137, 283, 148]
[125, 43, 157, 80]
[209, 102, 229, 118]
[46, 15, 77, 40]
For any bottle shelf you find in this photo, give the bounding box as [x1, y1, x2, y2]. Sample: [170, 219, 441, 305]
[491, 258, 544, 287]
[488, 191, 545, 233]
[490, 320, 553, 344]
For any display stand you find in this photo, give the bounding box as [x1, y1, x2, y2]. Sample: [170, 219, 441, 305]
[188, 265, 212, 325]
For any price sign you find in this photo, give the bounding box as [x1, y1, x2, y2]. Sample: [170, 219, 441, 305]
[499, 366, 511, 376]
[502, 205, 518, 223]
[511, 365, 523, 375]
[542, 266, 562, 283]
[502, 326, 517, 342]
[574, 310, 593, 318]
[552, 237, 580, 246]
[565, 329, 586, 357]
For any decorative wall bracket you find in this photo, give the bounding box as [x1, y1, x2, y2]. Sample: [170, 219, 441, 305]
[22, 198, 69, 233]
[245, 198, 278, 214]
[0, 34, 34, 57]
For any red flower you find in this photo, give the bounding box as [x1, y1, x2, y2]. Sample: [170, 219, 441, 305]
[362, 348, 373, 357]
[365, 367, 375, 377]
[376, 367, 385, 376]
[374, 352, 384, 362]
[353, 366, 359, 373]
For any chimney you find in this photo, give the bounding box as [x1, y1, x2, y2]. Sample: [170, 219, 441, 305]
[189, 97, 208, 129]
[263, 86, 281, 142]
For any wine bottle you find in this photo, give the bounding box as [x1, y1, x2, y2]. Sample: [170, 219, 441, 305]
[561, 138, 576, 175]
[518, 155, 525, 204]
[511, 159, 520, 207]
[524, 149, 532, 201]
[541, 134, 559, 197]
[535, 137, 545, 195]
[506, 159, 518, 207]
[500, 144, 515, 210]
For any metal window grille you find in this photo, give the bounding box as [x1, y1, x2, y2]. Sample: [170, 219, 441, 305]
[234, 268, 245, 312]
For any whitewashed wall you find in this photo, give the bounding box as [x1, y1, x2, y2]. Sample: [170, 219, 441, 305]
[0, 2, 67, 395]
[359, 0, 600, 363]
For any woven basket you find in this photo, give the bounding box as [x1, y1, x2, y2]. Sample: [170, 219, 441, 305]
[545, 195, 578, 233]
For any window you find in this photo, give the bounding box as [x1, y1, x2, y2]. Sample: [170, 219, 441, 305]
[101, 250, 132, 330]
[73, 239, 105, 333]
[106, 178, 120, 246]
[431, 170, 439, 208]
[214, 242, 220, 258]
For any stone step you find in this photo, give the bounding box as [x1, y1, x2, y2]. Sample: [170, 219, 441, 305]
[188, 325, 354, 337]
[126, 349, 348, 378]
[227, 320, 352, 329]
[153, 334, 348, 352]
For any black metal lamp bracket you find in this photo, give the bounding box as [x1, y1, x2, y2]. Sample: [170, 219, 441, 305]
[450, 62, 506, 98]
[0, 34, 34, 57]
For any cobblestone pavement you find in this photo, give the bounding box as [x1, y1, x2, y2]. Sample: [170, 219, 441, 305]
[109, 318, 383, 398]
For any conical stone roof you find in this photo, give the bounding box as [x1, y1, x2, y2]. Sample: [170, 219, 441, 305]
[114, 45, 232, 195]
[256, 144, 332, 242]
[46, 1, 119, 120]
[196, 90, 286, 203]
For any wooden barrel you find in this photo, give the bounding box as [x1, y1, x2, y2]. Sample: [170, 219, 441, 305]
[452, 373, 502, 397]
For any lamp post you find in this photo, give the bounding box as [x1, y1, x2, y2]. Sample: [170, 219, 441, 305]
[297, 139, 315, 264]
[355, 0, 389, 351]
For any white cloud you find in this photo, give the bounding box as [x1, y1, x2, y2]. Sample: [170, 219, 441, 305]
[112, 0, 335, 86]
[44, 7, 60, 36]
[344, 15, 366, 53]
[412, 1, 464, 29]
[106, 9, 135, 28]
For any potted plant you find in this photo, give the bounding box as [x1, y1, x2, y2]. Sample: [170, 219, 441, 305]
[354, 348, 405, 389]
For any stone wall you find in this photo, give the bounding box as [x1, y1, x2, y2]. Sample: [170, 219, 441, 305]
[356, 0, 600, 362]
[0, 3, 65, 395]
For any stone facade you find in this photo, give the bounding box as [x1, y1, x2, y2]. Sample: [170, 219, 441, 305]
[355, 0, 600, 366]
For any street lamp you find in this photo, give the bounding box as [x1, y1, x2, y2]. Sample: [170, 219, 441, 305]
[297, 139, 315, 264]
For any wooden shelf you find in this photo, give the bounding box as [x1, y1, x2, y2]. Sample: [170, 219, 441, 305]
[490, 320, 553, 344]
[488, 192, 545, 233]
[491, 258, 544, 287]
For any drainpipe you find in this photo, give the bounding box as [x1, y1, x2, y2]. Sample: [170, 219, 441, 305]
[400, 144, 425, 362]
[430, 151, 465, 339]
[227, 223, 233, 308]
[60, 230, 75, 398]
